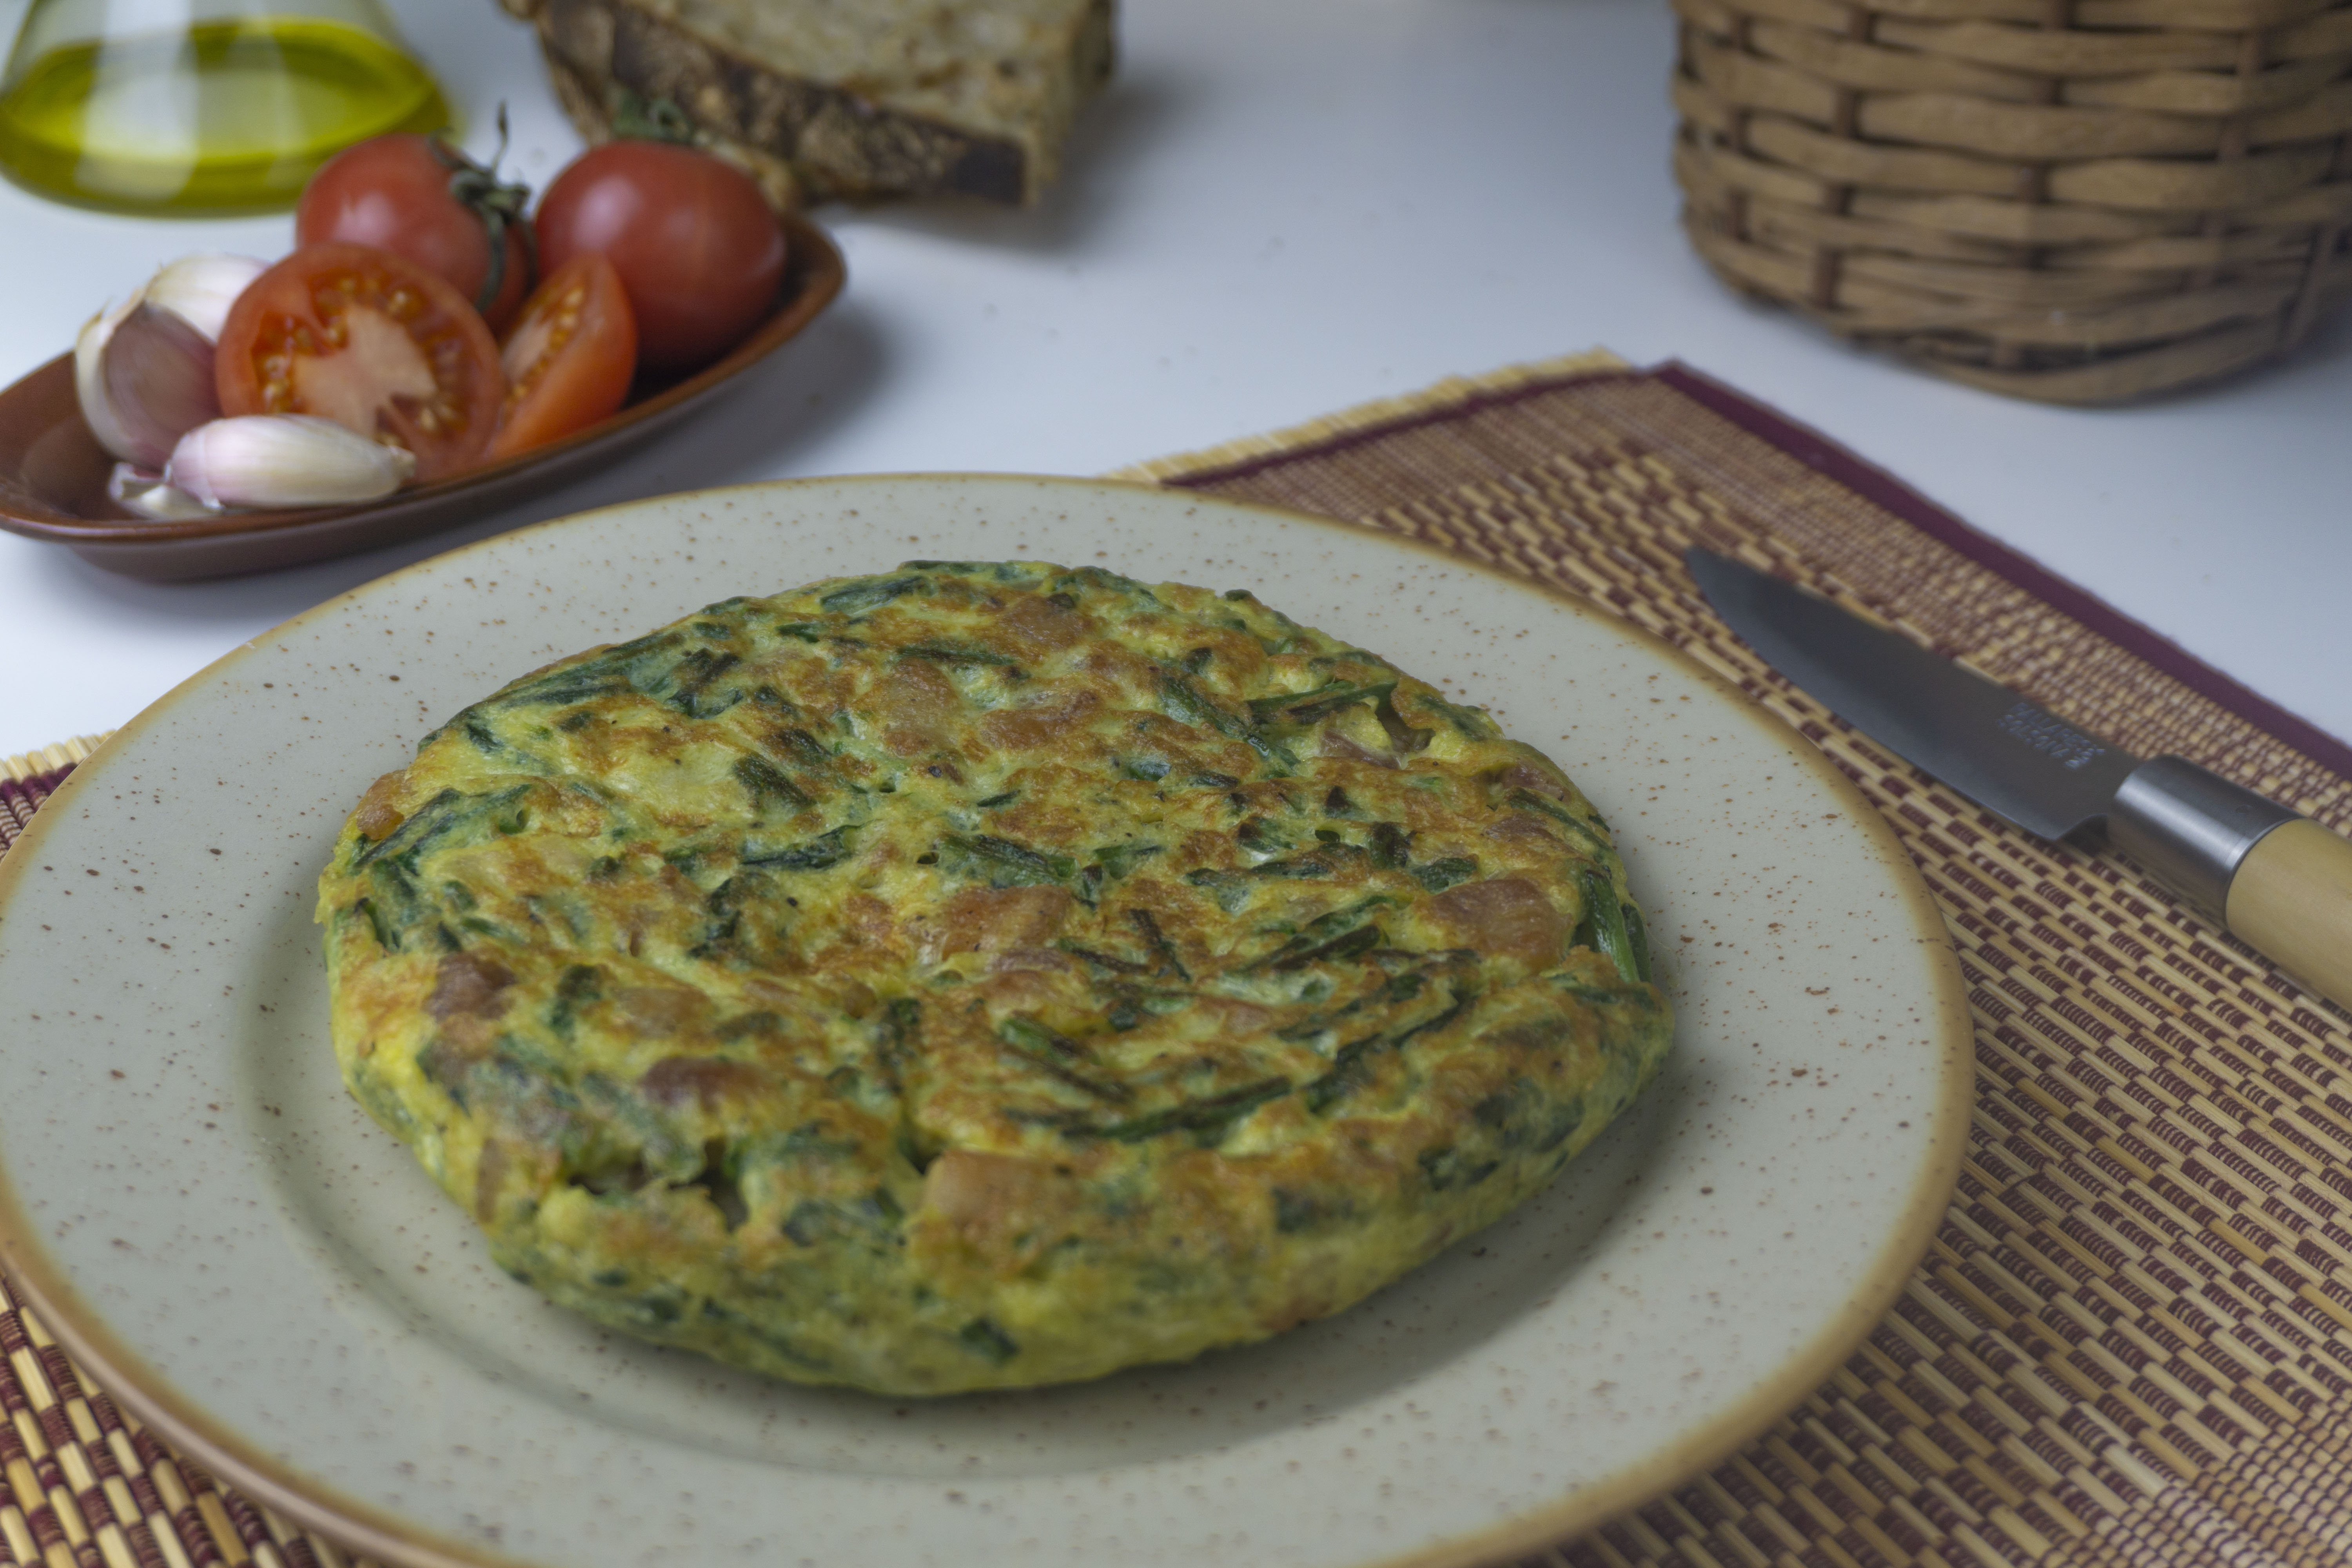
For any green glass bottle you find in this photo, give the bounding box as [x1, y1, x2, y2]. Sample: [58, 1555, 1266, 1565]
[0, 0, 449, 214]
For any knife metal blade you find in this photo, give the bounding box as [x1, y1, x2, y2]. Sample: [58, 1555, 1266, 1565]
[1684, 547, 2137, 842]
[1686, 546, 2352, 1013]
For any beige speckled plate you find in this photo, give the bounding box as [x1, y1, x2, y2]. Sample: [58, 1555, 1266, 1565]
[0, 476, 1971, 1568]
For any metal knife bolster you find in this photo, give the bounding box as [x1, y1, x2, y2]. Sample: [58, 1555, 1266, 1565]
[2108, 757, 2302, 916]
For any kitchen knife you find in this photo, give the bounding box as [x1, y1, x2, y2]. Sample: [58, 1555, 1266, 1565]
[1686, 546, 2352, 1013]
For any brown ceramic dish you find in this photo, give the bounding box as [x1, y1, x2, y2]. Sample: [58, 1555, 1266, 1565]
[0, 214, 844, 581]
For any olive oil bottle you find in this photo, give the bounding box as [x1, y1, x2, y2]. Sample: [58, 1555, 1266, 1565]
[0, 2, 448, 214]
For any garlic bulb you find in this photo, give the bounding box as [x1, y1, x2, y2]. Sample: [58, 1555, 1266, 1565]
[75, 253, 267, 468]
[107, 464, 218, 521]
[166, 416, 416, 508]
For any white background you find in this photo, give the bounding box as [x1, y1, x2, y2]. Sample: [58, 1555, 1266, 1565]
[2, 0, 2346, 763]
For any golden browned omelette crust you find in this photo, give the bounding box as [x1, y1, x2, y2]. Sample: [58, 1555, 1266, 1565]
[317, 562, 1671, 1394]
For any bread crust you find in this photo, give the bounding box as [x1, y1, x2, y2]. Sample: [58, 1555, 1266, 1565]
[318, 562, 1672, 1394]
[506, 0, 1116, 206]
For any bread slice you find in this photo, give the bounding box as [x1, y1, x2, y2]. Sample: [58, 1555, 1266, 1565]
[502, 0, 1115, 207]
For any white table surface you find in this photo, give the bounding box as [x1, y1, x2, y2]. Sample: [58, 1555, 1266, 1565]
[2, 0, 2346, 766]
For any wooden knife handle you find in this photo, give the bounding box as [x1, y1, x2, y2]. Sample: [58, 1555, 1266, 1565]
[2111, 758, 2352, 1014]
[2228, 819, 2352, 1014]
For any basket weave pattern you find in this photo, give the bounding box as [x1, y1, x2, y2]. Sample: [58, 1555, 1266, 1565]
[1672, 0, 2352, 402]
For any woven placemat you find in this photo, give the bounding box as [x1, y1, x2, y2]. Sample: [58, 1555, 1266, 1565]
[2, 737, 105, 846]
[7, 354, 2352, 1568]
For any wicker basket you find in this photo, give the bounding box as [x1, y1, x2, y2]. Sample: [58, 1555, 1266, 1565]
[1672, 0, 2352, 402]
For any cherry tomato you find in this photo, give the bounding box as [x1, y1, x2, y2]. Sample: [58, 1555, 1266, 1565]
[488, 253, 638, 460]
[297, 134, 534, 333]
[214, 243, 506, 482]
[535, 142, 785, 374]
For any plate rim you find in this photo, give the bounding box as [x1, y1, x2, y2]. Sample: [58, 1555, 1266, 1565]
[0, 472, 1975, 1568]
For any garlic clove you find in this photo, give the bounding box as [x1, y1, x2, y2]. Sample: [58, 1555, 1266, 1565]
[75, 296, 148, 464]
[141, 253, 267, 343]
[108, 463, 220, 521]
[166, 416, 416, 509]
[95, 304, 223, 470]
[74, 252, 266, 466]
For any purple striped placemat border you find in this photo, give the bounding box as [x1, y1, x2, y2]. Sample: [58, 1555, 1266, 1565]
[0, 766, 72, 858]
[1648, 362, 2352, 782]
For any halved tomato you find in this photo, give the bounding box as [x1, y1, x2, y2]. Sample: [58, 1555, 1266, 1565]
[214, 243, 505, 481]
[487, 252, 637, 460]
[535, 141, 784, 374]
